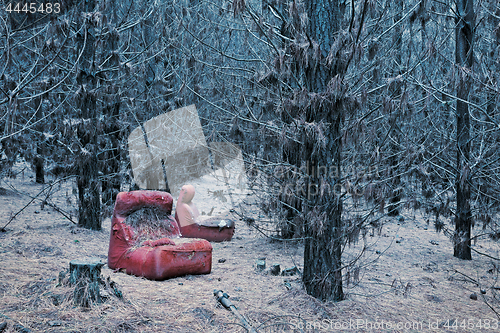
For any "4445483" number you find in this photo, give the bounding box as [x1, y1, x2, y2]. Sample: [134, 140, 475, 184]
[5, 2, 61, 14]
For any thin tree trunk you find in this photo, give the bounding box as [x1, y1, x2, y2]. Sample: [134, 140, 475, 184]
[387, 0, 403, 217]
[277, 0, 301, 239]
[34, 96, 44, 184]
[454, 0, 474, 260]
[101, 4, 121, 205]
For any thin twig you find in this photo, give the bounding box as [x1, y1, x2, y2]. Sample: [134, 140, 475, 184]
[453, 269, 479, 286]
[471, 247, 500, 261]
[1, 177, 77, 231]
[1, 189, 41, 231]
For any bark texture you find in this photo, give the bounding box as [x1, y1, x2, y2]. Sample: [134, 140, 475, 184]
[76, 0, 101, 230]
[302, 0, 344, 302]
[454, 0, 474, 260]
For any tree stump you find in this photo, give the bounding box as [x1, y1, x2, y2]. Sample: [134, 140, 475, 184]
[68, 258, 104, 307]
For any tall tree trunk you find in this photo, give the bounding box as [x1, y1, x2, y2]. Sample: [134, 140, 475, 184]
[454, 0, 474, 260]
[76, 0, 101, 230]
[302, 0, 344, 302]
[387, 0, 403, 217]
[101, 3, 121, 206]
[277, 0, 302, 239]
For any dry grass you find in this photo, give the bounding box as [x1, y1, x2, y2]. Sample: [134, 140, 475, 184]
[125, 207, 178, 247]
[1, 165, 500, 332]
[125, 207, 174, 229]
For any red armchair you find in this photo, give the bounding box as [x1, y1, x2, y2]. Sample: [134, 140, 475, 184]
[108, 190, 212, 280]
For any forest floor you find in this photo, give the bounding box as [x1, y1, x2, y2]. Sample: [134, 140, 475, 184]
[0, 162, 499, 333]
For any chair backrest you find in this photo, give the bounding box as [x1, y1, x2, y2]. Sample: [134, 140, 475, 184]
[112, 190, 181, 239]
